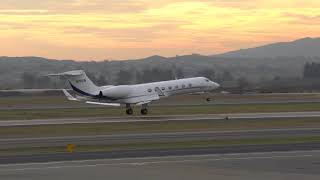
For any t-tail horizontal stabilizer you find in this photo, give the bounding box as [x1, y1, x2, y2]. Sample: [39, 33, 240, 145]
[62, 89, 79, 101]
[48, 71, 83, 77]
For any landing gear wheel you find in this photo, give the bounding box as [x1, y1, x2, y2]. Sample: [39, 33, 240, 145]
[126, 108, 133, 115]
[206, 98, 211, 102]
[140, 108, 148, 115]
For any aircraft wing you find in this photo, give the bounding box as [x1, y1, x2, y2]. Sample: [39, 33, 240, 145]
[136, 101, 151, 105]
[85, 101, 121, 106]
[63, 89, 120, 106]
[125, 93, 160, 106]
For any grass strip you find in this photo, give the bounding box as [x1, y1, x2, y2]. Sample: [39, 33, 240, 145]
[1, 93, 319, 106]
[1, 103, 320, 120]
[1, 117, 320, 138]
[1, 136, 320, 156]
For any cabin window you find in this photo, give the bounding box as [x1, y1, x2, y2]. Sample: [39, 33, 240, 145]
[161, 87, 165, 90]
[189, 83, 192, 87]
[168, 86, 172, 90]
[182, 84, 186, 88]
[148, 88, 152, 93]
[175, 85, 179, 89]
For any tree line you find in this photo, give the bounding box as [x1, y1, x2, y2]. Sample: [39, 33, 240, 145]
[18, 62, 320, 92]
[20, 67, 239, 89]
[304, 62, 320, 79]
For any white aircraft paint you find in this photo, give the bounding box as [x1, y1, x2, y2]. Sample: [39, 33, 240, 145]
[48, 70, 219, 114]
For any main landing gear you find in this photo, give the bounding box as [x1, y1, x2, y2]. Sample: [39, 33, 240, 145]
[126, 104, 133, 115]
[140, 108, 148, 115]
[140, 103, 148, 115]
[125, 104, 149, 115]
[126, 108, 133, 115]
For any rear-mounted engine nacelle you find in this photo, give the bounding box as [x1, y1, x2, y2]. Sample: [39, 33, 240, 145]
[101, 85, 131, 98]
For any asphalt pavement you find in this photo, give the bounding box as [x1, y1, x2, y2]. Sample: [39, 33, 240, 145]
[1, 128, 320, 148]
[2, 150, 320, 180]
[2, 111, 320, 126]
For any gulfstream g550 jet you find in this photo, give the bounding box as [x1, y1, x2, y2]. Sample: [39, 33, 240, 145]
[48, 70, 220, 115]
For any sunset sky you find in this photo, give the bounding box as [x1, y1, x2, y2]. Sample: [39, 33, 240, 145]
[0, 0, 319, 60]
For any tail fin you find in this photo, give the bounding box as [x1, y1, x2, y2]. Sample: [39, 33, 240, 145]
[48, 70, 99, 97]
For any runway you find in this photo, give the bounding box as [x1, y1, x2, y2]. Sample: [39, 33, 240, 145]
[2, 107, 320, 178]
[2, 111, 320, 126]
[1, 128, 320, 148]
[2, 92, 320, 110]
[2, 100, 320, 110]
[2, 150, 320, 180]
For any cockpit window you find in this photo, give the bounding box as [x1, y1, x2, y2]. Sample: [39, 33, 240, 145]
[205, 79, 209, 82]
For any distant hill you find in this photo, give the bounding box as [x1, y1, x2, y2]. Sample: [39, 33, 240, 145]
[1, 37, 320, 89]
[216, 37, 320, 58]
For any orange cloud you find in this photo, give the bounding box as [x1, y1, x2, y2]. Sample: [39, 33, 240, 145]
[0, 0, 319, 60]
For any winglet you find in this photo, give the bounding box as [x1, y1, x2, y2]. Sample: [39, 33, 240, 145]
[62, 89, 79, 101]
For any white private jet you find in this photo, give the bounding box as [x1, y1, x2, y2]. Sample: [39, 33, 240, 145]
[48, 70, 220, 115]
